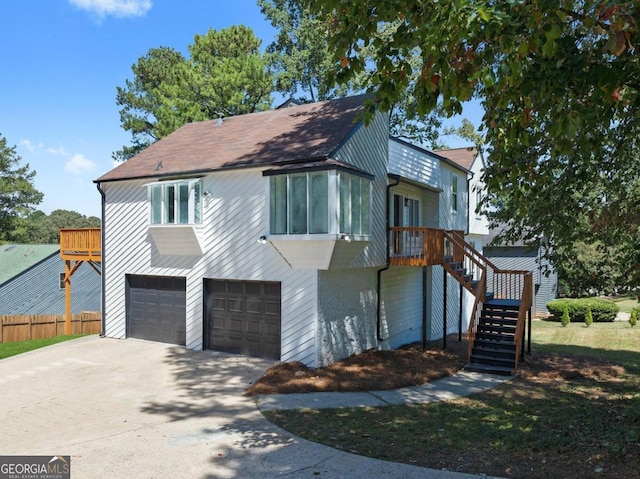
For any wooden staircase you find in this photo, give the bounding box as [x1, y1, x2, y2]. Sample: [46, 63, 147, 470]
[441, 233, 532, 375]
[465, 299, 520, 375]
[389, 227, 533, 375]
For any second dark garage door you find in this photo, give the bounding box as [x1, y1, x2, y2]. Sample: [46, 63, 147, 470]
[126, 275, 186, 346]
[204, 279, 281, 360]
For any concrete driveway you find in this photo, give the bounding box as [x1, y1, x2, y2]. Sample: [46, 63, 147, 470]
[0, 336, 494, 479]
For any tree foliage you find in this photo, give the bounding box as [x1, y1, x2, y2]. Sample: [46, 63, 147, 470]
[261, 0, 447, 148]
[307, 0, 640, 292]
[11, 210, 100, 244]
[0, 133, 43, 242]
[115, 25, 273, 161]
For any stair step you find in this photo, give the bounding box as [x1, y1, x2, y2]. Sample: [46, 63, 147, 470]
[473, 345, 517, 359]
[479, 317, 517, 327]
[474, 333, 517, 346]
[477, 324, 516, 335]
[482, 305, 518, 318]
[464, 362, 514, 376]
[469, 354, 516, 369]
[474, 338, 516, 350]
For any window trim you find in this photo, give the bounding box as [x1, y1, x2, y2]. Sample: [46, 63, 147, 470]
[146, 178, 203, 225]
[451, 175, 459, 213]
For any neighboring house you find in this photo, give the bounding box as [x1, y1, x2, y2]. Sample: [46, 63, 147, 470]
[438, 146, 557, 316]
[0, 244, 101, 315]
[483, 230, 557, 316]
[94, 95, 472, 368]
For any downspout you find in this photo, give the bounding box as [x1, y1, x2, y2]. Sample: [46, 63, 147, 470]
[96, 182, 106, 338]
[376, 176, 401, 342]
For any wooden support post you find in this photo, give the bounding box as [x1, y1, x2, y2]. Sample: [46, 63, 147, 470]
[528, 307, 532, 354]
[443, 267, 447, 349]
[64, 260, 72, 335]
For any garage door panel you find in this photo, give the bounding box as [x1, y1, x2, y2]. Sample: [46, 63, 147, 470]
[126, 275, 186, 346]
[204, 279, 281, 360]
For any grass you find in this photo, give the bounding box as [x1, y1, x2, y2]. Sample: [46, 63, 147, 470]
[264, 321, 640, 479]
[612, 296, 640, 313]
[0, 335, 88, 360]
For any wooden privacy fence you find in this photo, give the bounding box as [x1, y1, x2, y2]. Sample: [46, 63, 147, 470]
[0, 312, 101, 343]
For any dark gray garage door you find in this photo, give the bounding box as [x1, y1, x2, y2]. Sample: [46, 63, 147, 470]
[126, 275, 186, 346]
[204, 279, 281, 359]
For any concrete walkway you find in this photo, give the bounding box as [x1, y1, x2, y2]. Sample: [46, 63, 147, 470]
[257, 371, 511, 411]
[0, 336, 507, 479]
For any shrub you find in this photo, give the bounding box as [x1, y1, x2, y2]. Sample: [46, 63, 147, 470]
[561, 305, 570, 327]
[585, 307, 593, 327]
[630, 308, 639, 328]
[546, 298, 619, 323]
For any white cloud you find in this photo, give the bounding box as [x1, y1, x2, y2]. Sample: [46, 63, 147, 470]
[46, 146, 68, 156]
[65, 154, 97, 175]
[69, 0, 152, 18]
[18, 139, 43, 154]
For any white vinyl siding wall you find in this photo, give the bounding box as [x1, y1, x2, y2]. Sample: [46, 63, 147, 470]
[379, 266, 426, 348]
[102, 170, 319, 366]
[332, 112, 389, 268]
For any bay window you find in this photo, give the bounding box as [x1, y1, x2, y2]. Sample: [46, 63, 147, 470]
[269, 170, 371, 237]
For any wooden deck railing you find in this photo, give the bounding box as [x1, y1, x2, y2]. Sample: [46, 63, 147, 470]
[389, 226, 532, 369]
[389, 227, 444, 266]
[60, 228, 101, 262]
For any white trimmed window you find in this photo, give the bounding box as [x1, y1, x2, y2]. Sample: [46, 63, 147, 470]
[269, 170, 371, 236]
[452, 175, 458, 213]
[148, 179, 202, 225]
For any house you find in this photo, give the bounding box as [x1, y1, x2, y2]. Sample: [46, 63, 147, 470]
[0, 244, 101, 315]
[95, 95, 530, 370]
[482, 230, 557, 316]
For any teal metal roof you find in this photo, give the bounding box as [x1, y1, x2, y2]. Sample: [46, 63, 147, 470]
[0, 244, 59, 285]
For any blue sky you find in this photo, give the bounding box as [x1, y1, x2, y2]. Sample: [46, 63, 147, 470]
[1, 0, 481, 219]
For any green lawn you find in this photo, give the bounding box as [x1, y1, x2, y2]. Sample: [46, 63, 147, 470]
[265, 321, 640, 478]
[612, 296, 640, 313]
[0, 335, 88, 360]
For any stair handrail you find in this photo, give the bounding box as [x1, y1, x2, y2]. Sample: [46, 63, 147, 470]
[467, 268, 487, 360]
[513, 272, 533, 369]
[443, 230, 533, 372]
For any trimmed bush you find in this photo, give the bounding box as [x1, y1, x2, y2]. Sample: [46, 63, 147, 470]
[546, 298, 619, 323]
[585, 307, 593, 327]
[561, 305, 570, 327]
[630, 308, 639, 328]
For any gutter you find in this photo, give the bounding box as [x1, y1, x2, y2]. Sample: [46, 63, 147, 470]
[96, 182, 106, 337]
[376, 176, 401, 341]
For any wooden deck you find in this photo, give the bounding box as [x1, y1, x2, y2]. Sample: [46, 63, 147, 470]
[60, 228, 101, 262]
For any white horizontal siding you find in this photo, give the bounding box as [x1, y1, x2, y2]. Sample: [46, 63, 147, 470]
[439, 164, 468, 231]
[380, 266, 425, 349]
[102, 170, 319, 366]
[334, 112, 389, 268]
[429, 265, 466, 340]
[317, 268, 378, 366]
[389, 139, 440, 189]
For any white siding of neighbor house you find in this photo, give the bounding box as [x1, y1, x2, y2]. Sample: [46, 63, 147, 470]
[102, 169, 320, 366]
[333, 112, 389, 268]
[379, 266, 426, 349]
